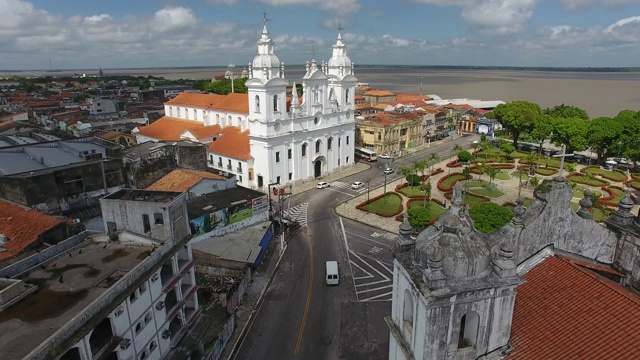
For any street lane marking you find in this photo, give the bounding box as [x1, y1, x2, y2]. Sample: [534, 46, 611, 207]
[294, 232, 314, 355]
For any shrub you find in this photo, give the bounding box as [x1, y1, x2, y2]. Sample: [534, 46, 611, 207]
[407, 174, 422, 186]
[458, 151, 473, 163]
[469, 202, 514, 233]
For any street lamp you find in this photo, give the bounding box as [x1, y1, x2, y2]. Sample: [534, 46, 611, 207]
[267, 182, 279, 221]
[537, 138, 544, 170]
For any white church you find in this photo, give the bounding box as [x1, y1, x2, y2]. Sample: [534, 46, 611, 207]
[133, 19, 358, 191]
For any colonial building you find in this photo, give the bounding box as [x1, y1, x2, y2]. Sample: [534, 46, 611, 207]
[133, 20, 358, 192]
[388, 177, 640, 359]
[355, 111, 423, 155]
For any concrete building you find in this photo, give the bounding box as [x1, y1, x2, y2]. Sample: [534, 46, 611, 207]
[0, 189, 199, 360]
[388, 178, 640, 359]
[355, 111, 424, 155]
[133, 20, 358, 191]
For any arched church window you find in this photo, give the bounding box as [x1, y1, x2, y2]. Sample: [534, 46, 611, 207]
[255, 95, 260, 113]
[315, 140, 321, 154]
[216, 114, 220, 124]
[313, 86, 319, 104]
[273, 95, 278, 112]
[345, 89, 350, 103]
[302, 143, 307, 157]
[228, 115, 232, 126]
[403, 289, 414, 336]
[328, 137, 332, 151]
[458, 312, 480, 349]
[169, 107, 173, 117]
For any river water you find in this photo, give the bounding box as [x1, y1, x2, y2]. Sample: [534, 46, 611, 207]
[8, 66, 640, 118]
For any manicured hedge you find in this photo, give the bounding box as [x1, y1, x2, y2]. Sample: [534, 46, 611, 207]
[446, 160, 463, 168]
[597, 185, 625, 207]
[356, 192, 403, 217]
[580, 166, 628, 182]
[566, 173, 610, 186]
[438, 173, 468, 192]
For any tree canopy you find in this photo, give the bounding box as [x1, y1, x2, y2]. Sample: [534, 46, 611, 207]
[490, 100, 542, 148]
[551, 117, 590, 153]
[587, 117, 624, 161]
[543, 104, 589, 120]
[408, 207, 431, 230]
[469, 203, 514, 234]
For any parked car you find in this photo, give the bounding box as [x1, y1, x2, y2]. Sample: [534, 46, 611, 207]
[379, 153, 391, 159]
[351, 181, 364, 189]
[384, 168, 394, 175]
[317, 182, 330, 189]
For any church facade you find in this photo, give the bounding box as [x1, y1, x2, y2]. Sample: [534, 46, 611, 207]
[136, 20, 358, 191]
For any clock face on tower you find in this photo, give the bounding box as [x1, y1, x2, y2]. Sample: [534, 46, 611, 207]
[274, 121, 281, 132]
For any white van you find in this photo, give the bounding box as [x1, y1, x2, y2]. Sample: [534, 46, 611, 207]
[325, 261, 339, 285]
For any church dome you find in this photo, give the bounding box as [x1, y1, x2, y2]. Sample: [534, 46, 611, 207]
[414, 183, 491, 280]
[326, 32, 352, 78]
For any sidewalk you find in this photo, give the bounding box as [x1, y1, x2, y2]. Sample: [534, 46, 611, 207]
[223, 235, 285, 359]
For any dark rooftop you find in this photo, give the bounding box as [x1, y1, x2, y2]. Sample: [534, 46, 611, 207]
[187, 186, 266, 218]
[104, 189, 182, 203]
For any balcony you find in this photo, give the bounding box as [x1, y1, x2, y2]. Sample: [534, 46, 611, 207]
[237, 167, 243, 173]
[226, 164, 232, 170]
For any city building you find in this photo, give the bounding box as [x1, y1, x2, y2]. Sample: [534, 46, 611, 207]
[0, 189, 198, 360]
[388, 179, 640, 359]
[133, 20, 358, 191]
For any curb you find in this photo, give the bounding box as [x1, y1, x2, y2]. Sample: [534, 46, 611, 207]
[226, 240, 289, 360]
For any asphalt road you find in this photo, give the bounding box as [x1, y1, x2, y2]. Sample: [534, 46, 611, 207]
[234, 134, 478, 360]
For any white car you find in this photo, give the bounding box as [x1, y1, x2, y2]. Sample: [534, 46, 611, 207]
[317, 182, 330, 189]
[351, 181, 364, 189]
[384, 168, 394, 175]
[379, 154, 391, 159]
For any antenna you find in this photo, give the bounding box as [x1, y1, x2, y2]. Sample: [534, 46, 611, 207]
[420, 76, 423, 97]
[49, 57, 52, 71]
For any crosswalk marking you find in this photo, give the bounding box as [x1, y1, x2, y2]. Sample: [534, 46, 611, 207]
[349, 250, 394, 302]
[281, 202, 308, 227]
[330, 181, 368, 193]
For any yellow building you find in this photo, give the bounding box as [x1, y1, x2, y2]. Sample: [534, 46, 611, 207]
[355, 112, 423, 155]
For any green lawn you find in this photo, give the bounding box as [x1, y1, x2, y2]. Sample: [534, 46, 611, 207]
[631, 180, 640, 189]
[361, 193, 403, 216]
[582, 167, 628, 182]
[466, 180, 490, 188]
[536, 167, 558, 176]
[509, 151, 535, 159]
[566, 174, 609, 187]
[572, 186, 602, 199]
[439, 174, 468, 191]
[408, 200, 448, 220]
[398, 186, 430, 197]
[608, 187, 626, 205]
[463, 194, 488, 205]
[471, 187, 505, 198]
[494, 171, 511, 180]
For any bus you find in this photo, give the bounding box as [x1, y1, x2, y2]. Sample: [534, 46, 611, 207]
[355, 147, 378, 162]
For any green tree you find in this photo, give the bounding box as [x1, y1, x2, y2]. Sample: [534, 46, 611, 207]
[530, 114, 555, 152]
[587, 117, 623, 164]
[543, 104, 589, 120]
[469, 203, 514, 234]
[458, 150, 473, 163]
[408, 207, 431, 231]
[566, 162, 577, 174]
[485, 166, 499, 189]
[584, 170, 596, 190]
[552, 117, 590, 153]
[420, 179, 432, 208]
[491, 100, 542, 148]
[428, 153, 439, 173]
[414, 160, 428, 178]
[449, 144, 463, 174]
[501, 143, 515, 157]
[462, 166, 471, 197]
[400, 166, 413, 183]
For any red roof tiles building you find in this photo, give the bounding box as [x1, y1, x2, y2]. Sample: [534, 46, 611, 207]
[507, 255, 640, 359]
[0, 200, 64, 261]
[135, 116, 203, 141]
[146, 169, 226, 193]
[207, 126, 252, 161]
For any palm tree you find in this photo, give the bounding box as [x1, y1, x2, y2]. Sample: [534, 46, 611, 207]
[449, 144, 464, 174]
[485, 166, 499, 190]
[421, 179, 432, 209]
[428, 153, 440, 173]
[584, 170, 596, 190]
[462, 166, 471, 203]
[415, 160, 427, 179]
[400, 166, 413, 186]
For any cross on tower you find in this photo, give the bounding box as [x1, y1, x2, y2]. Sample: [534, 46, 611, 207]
[552, 144, 574, 179]
[338, 22, 344, 32]
[262, 11, 270, 26]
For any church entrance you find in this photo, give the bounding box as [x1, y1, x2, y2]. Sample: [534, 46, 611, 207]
[313, 155, 325, 178]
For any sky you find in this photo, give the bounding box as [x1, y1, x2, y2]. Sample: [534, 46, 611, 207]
[1, 0, 639, 70]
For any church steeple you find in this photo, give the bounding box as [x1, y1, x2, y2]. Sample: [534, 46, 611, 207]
[251, 12, 282, 81]
[327, 23, 353, 78]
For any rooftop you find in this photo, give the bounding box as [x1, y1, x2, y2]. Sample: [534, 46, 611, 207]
[207, 126, 251, 161]
[103, 189, 182, 203]
[507, 254, 640, 359]
[0, 240, 152, 360]
[0, 200, 64, 261]
[146, 168, 226, 193]
[134, 116, 203, 141]
[191, 221, 270, 264]
[187, 186, 265, 218]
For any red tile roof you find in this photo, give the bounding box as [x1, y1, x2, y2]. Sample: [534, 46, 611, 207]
[207, 126, 252, 160]
[136, 116, 203, 141]
[507, 255, 640, 359]
[364, 89, 395, 97]
[185, 125, 222, 139]
[0, 200, 63, 261]
[165, 92, 249, 114]
[146, 169, 225, 192]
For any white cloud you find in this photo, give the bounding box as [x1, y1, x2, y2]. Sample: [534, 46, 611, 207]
[258, 0, 361, 16]
[562, 0, 640, 10]
[207, 0, 239, 5]
[154, 6, 197, 33]
[412, 0, 539, 35]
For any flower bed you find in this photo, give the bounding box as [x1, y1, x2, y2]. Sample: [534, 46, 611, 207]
[356, 192, 403, 217]
[394, 199, 448, 223]
[627, 180, 640, 190]
[597, 185, 625, 207]
[535, 167, 558, 176]
[397, 185, 430, 198]
[565, 173, 610, 187]
[444, 190, 489, 205]
[431, 168, 444, 176]
[446, 160, 463, 168]
[580, 166, 628, 182]
[437, 173, 468, 192]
